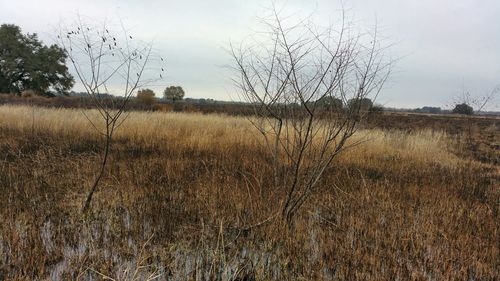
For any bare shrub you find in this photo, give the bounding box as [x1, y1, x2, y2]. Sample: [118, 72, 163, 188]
[57, 17, 164, 212]
[231, 7, 392, 225]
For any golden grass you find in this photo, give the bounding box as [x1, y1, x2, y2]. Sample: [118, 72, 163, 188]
[0, 105, 498, 280]
[0, 105, 461, 167]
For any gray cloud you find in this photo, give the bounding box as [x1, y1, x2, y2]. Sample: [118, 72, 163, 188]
[1, 0, 499, 109]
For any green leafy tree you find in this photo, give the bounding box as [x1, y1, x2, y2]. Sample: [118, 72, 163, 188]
[452, 103, 473, 115]
[136, 88, 156, 105]
[163, 86, 185, 102]
[0, 24, 74, 96]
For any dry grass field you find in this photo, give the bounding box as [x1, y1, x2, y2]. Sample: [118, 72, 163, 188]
[0, 105, 499, 280]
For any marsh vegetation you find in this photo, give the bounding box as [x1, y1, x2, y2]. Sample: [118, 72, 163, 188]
[0, 105, 498, 280]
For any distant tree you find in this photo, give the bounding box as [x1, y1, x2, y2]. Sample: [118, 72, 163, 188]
[0, 24, 74, 96]
[347, 98, 373, 111]
[369, 104, 384, 114]
[452, 103, 473, 115]
[136, 88, 156, 105]
[450, 86, 498, 115]
[163, 86, 184, 102]
[316, 96, 343, 111]
[418, 106, 441, 114]
[449, 86, 497, 145]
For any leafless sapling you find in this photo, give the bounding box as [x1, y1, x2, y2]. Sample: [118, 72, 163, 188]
[58, 18, 164, 212]
[450, 84, 499, 144]
[231, 7, 392, 226]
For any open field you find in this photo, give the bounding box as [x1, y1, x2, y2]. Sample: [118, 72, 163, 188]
[0, 105, 499, 280]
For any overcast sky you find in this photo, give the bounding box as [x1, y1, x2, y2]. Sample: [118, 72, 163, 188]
[1, 0, 499, 109]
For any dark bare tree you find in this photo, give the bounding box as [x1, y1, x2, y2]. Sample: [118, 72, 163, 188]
[451, 85, 499, 114]
[57, 18, 164, 212]
[231, 7, 392, 226]
[450, 85, 499, 145]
